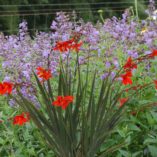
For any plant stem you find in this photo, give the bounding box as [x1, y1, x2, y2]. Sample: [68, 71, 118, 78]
[134, 0, 139, 19]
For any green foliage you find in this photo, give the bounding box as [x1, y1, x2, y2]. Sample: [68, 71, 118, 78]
[0, 100, 54, 157]
[10, 54, 128, 157]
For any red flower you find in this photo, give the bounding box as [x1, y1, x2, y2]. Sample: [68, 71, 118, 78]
[13, 112, 30, 126]
[52, 95, 74, 110]
[148, 49, 157, 58]
[123, 57, 137, 70]
[53, 39, 74, 52]
[154, 80, 157, 89]
[62, 96, 74, 109]
[119, 98, 128, 107]
[121, 71, 133, 85]
[64, 96, 74, 102]
[53, 38, 82, 53]
[52, 96, 64, 107]
[0, 120, 3, 123]
[36, 67, 52, 81]
[71, 41, 83, 52]
[0, 82, 13, 95]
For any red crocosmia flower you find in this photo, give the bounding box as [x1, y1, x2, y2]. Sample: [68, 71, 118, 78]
[0, 82, 13, 95]
[121, 71, 133, 85]
[53, 39, 74, 52]
[154, 80, 157, 89]
[53, 38, 82, 53]
[13, 112, 30, 126]
[119, 98, 128, 107]
[52, 96, 64, 107]
[71, 41, 83, 52]
[123, 57, 137, 70]
[149, 49, 157, 58]
[62, 96, 74, 109]
[36, 67, 52, 81]
[64, 96, 74, 103]
[52, 95, 74, 110]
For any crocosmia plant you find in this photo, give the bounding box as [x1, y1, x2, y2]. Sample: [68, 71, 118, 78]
[1, 4, 157, 156]
[4, 44, 157, 157]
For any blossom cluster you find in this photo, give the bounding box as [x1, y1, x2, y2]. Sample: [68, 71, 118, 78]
[52, 96, 74, 109]
[36, 67, 52, 81]
[13, 112, 30, 126]
[121, 49, 157, 85]
[0, 82, 13, 95]
[121, 57, 137, 85]
[0, 0, 157, 126]
[53, 38, 82, 52]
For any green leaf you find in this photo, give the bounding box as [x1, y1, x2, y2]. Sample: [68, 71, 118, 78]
[117, 129, 126, 138]
[144, 138, 157, 145]
[146, 112, 154, 125]
[148, 145, 157, 157]
[128, 123, 141, 131]
[150, 111, 157, 123]
[0, 137, 4, 145]
[132, 151, 143, 157]
[119, 150, 131, 157]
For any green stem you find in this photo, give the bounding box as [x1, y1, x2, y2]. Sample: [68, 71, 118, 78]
[134, 0, 139, 19]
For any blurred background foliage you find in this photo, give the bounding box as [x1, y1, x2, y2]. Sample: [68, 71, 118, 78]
[0, 0, 149, 34]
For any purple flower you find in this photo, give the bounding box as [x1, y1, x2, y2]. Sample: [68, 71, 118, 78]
[144, 50, 152, 55]
[111, 72, 116, 79]
[101, 73, 108, 80]
[132, 52, 138, 58]
[79, 56, 86, 65]
[0, 11, 157, 110]
[113, 59, 119, 68]
[105, 61, 111, 68]
[19, 20, 28, 40]
[127, 50, 138, 58]
[9, 99, 16, 107]
[43, 50, 50, 58]
[22, 71, 31, 80]
[3, 76, 11, 82]
[127, 50, 133, 56]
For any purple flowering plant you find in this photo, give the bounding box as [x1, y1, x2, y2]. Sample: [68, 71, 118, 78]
[1, 1, 157, 156]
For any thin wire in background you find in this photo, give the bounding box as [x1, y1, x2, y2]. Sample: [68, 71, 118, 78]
[1, 9, 125, 33]
[0, 1, 149, 14]
[0, 1, 149, 7]
[0, 6, 126, 33]
[0, 1, 152, 33]
[0, 7, 132, 13]
[0, 9, 126, 17]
